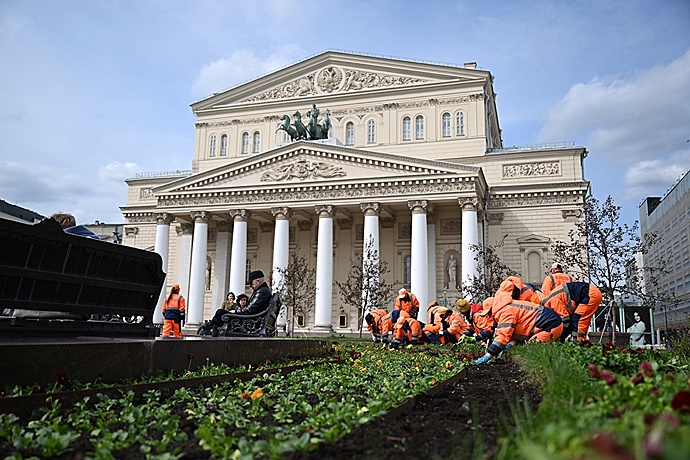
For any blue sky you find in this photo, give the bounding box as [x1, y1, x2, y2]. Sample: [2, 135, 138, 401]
[1, 0, 689, 227]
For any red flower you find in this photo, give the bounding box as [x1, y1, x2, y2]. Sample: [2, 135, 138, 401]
[579, 340, 593, 348]
[56, 370, 68, 387]
[588, 364, 602, 379]
[638, 362, 654, 378]
[601, 370, 616, 386]
[587, 433, 633, 460]
[631, 375, 644, 385]
[671, 391, 690, 413]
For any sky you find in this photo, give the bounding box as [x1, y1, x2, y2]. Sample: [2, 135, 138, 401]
[1, 0, 689, 228]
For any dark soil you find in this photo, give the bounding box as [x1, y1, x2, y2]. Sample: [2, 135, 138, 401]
[2, 360, 539, 459]
[286, 358, 541, 460]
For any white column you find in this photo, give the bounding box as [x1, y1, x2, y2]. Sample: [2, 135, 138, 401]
[211, 221, 231, 312]
[361, 203, 380, 321]
[187, 211, 209, 326]
[314, 205, 335, 332]
[229, 209, 250, 296]
[271, 207, 292, 328]
[153, 213, 173, 324]
[426, 212, 437, 321]
[176, 223, 194, 302]
[460, 198, 480, 301]
[409, 200, 429, 323]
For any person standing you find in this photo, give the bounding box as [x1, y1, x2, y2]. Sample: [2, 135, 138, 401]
[627, 311, 647, 347]
[162, 284, 186, 338]
[395, 288, 421, 319]
[541, 263, 574, 296]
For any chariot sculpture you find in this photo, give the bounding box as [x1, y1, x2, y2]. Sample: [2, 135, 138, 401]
[277, 104, 331, 142]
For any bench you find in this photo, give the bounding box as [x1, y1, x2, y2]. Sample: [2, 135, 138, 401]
[217, 292, 281, 337]
[0, 217, 165, 338]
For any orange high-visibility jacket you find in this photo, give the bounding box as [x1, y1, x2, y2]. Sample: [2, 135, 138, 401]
[394, 293, 420, 314]
[366, 308, 388, 339]
[423, 306, 444, 334]
[488, 299, 562, 356]
[506, 276, 536, 301]
[471, 312, 495, 340]
[446, 311, 470, 339]
[163, 294, 186, 318]
[541, 272, 574, 296]
[394, 311, 422, 343]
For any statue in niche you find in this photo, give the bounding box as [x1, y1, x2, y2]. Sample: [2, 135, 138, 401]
[447, 254, 457, 288]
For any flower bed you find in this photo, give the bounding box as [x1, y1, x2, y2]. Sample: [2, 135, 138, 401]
[0, 344, 473, 459]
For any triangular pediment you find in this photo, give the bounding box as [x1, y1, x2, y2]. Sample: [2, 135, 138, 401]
[192, 51, 490, 110]
[153, 141, 481, 197]
[517, 234, 551, 245]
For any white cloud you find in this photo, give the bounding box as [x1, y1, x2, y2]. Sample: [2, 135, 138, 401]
[0, 14, 31, 40]
[98, 162, 140, 185]
[191, 45, 306, 97]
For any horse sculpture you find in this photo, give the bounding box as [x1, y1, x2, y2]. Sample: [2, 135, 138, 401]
[276, 115, 299, 141]
[292, 111, 309, 140]
[306, 104, 330, 140]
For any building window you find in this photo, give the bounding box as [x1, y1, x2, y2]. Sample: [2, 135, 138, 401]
[402, 117, 411, 141]
[345, 122, 355, 145]
[415, 116, 424, 140]
[241, 133, 249, 154]
[296, 313, 306, 327]
[209, 134, 217, 157]
[442, 113, 451, 137]
[245, 259, 252, 285]
[403, 255, 411, 284]
[220, 134, 228, 156]
[455, 111, 465, 136]
[252, 132, 260, 153]
[339, 313, 348, 328]
[367, 119, 376, 143]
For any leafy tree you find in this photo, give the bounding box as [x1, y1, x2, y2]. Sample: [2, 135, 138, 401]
[550, 195, 663, 341]
[274, 248, 316, 336]
[335, 236, 397, 334]
[463, 235, 518, 301]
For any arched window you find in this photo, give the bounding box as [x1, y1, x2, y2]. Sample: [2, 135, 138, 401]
[442, 113, 451, 137]
[209, 134, 217, 157]
[345, 122, 355, 145]
[415, 115, 424, 140]
[241, 133, 249, 154]
[402, 117, 411, 141]
[403, 255, 411, 285]
[220, 134, 228, 156]
[367, 119, 376, 144]
[455, 111, 465, 136]
[252, 132, 261, 153]
[245, 259, 252, 286]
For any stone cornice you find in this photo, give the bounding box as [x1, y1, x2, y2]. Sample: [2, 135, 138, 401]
[488, 190, 586, 208]
[158, 178, 476, 208]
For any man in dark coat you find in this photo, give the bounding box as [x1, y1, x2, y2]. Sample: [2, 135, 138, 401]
[234, 270, 272, 315]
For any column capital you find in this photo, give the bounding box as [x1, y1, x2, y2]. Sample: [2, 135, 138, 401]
[229, 209, 251, 222]
[459, 197, 479, 211]
[190, 211, 210, 223]
[271, 207, 293, 220]
[360, 202, 381, 216]
[154, 212, 173, 225]
[315, 204, 336, 218]
[408, 200, 429, 214]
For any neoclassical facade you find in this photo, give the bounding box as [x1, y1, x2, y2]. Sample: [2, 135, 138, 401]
[121, 51, 589, 333]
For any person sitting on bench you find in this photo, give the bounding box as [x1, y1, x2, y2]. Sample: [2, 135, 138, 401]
[230, 270, 271, 315]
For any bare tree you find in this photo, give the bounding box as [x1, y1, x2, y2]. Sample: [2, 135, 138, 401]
[335, 236, 397, 334]
[463, 235, 518, 301]
[550, 195, 662, 341]
[274, 248, 316, 336]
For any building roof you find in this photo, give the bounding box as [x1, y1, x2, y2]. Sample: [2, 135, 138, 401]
[0, 199, 45, 223]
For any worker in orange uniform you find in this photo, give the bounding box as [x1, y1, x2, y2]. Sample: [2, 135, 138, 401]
[468, 298, 496, 344]
[365, 308, 389, 343]
[474, 280, 563, 364]
[422, 301, 444, 343]
[441, 307, 471, 344]
[506, 276, 537, 301]
[378, 309, 399, 344]
[541, 263, 574, 296]
[162, 283, 186, 338]
[395, 288, 420, 319]
[390, 310, 424, 348]
[542, 281, 602, 341]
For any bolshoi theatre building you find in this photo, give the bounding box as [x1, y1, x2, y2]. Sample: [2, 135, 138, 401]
[120, 51, 589, 333]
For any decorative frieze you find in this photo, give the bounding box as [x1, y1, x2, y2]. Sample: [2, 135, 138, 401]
[337, 218, 353, 230]
[486, 213, 505, 225]
[503, 162, 560, 178]
[140, 188, 154, 199]
[380, 217, 396, 228]
[260, 222, 273, 233]
[158, 180, 474, 207]
[247, 230, 257, 244]
[399, 223, 412, 239]
[562, 209, 583, 221]
[260, 159, 346, 182]
[440, 219, 461, 235]
[124, 227, 139, 237]
[123, 212, 156, 224]
[297, 219, 313, 231]
[489, 192, 583, 208]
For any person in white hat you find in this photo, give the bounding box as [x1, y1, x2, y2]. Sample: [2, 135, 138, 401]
[541, 262, 574, 296]
[394, 288, 420, 319]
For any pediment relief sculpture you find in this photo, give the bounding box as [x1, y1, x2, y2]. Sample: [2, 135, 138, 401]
[242, 66, 426, 102]
[260, 158, 346, 182]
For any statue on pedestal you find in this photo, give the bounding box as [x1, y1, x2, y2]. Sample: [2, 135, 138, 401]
[447, 254, 457, 289]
